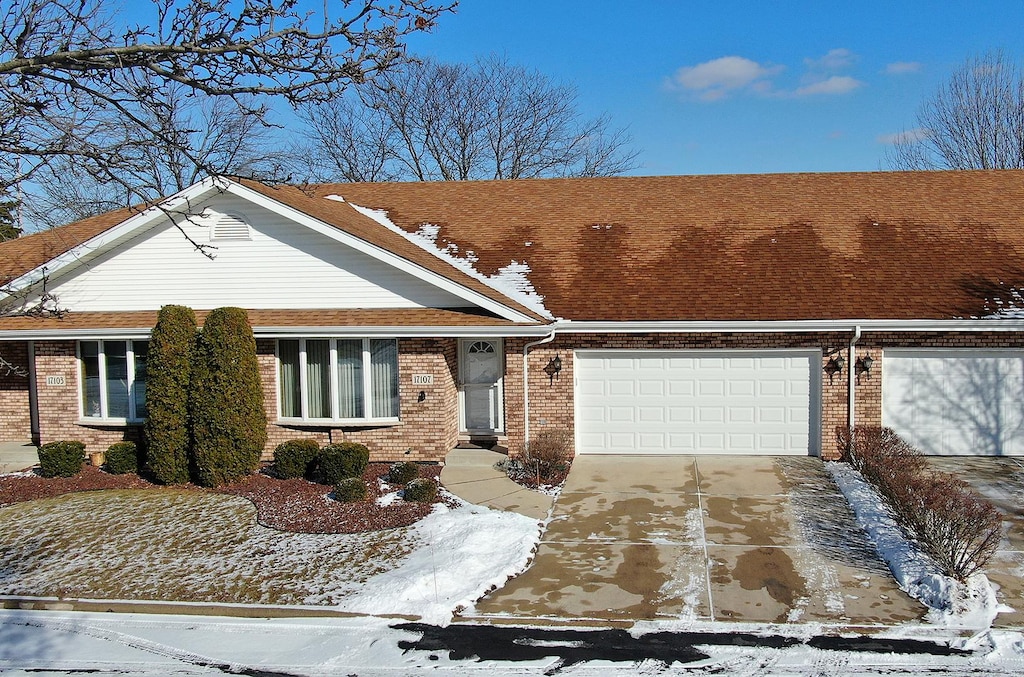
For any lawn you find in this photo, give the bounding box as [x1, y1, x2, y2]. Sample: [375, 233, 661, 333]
[0, 489, 412, 605]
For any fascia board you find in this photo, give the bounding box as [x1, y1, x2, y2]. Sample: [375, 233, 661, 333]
[551, 319, 1024, 333]
[4, 177, 230, 291]
[222, 183, 537, 324]
[0, 324, 552, 341]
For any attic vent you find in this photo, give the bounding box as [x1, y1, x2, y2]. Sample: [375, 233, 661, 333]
[211, 214, 250, 241]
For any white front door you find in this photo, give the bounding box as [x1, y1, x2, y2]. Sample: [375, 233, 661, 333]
[459, 339, 503, 433]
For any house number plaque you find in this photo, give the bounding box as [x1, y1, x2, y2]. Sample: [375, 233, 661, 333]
[45, 375, 67, 387]
[411, 374, 434, 385]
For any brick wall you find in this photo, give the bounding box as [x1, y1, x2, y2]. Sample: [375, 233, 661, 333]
[505, 332, 1024, 461]
[0, 341, 31, 441]
[258, 338, 459, 462]
[34, 341, 141, 451]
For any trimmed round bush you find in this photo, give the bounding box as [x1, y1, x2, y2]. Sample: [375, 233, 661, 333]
[190, 307, 267, 487]
[334, 477, 368, 503]
[387, 461, 419, 485]
[315, 442, 370, 485]
[144, 305, 197, 485]
[105, 441, 140, 475]
[37, 441, 86, 478]
[273, 439, 320, 479]
[403, 477, 438, 503]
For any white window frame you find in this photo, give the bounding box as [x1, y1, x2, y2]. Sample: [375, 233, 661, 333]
[275, 338, 400, 425]
[77, 339, 148, 424]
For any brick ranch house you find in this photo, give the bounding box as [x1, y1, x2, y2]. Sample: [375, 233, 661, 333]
[2, 171, 1024, 462]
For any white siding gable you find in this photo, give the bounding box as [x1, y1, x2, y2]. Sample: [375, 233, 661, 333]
[43, 194, 470, 311]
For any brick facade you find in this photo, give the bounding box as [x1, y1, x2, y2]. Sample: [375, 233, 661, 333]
[506, 332, 1024, 461]
[0, 341, 32, 441]
[21, 331, 1024, 462]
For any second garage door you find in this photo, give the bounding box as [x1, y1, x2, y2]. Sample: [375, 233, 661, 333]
[575, 350, 819, 455]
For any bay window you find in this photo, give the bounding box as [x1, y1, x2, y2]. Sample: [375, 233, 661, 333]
[79, 340, 148, 421]
[277, 338, 399, 422]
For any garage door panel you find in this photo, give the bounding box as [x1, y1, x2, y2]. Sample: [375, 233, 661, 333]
[576, 350, 818, 455]
[883, 350, 1024, 456]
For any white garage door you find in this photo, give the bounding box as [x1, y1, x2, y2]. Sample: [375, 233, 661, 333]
[575, 350, 819, 455]
[883, 350, 1024, 455]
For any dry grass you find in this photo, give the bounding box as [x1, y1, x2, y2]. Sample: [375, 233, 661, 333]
[0, 489, 414, 605]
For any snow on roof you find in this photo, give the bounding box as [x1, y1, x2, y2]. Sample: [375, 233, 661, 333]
[342, 199, 554, 320]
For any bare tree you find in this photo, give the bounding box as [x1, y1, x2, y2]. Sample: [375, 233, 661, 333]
[24, 84, 292, 229]
[0, 0, 454, 203]
[298, 55, 639, 182]
[888, 51, 1024, 170]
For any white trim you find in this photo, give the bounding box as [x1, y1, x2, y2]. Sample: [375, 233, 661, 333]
[7, 317, 1024, 342]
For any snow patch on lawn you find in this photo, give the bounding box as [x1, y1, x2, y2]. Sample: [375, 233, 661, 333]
[827, 461, 1009, 629]
[337, 501, 542, 625]
[344, 201, 553, 319]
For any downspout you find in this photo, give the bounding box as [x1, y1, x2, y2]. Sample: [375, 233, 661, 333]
[27, 341, 39, 445]
[848, 325, 862, 435]
[522, 330, 557, 446]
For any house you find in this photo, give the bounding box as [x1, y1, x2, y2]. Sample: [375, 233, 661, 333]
[2, 171, 1024, 462]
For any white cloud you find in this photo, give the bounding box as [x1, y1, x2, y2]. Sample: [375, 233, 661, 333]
[794, 75, 863, 96]
[805, 48, 857, 72]
[877, 128, 930, 145]
[885, 61, 922, 75]
[669, 56, 783, 100]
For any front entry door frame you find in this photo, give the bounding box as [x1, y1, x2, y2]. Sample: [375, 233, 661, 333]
[458, 338, 505, 435]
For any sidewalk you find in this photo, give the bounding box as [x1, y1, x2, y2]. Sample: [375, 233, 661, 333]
[0, 441, 36, 474]
[439, 448, 554, 520]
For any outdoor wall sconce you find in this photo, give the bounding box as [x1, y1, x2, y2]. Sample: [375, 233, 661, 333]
[855, 355, 874, 383]
[824, 354, 845, 381]
[543, 355, 563, 384]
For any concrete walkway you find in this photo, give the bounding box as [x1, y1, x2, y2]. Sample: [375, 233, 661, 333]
[469, 455, 926, 626]
[439, 448, 554, 520]
[0, 441, 36, 474]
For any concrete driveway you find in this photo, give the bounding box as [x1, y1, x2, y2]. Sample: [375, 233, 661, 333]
[926, 457, 1024, 629]
[471, 455, 925, 626]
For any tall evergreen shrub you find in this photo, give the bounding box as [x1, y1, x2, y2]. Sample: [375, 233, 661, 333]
[190, 307, 267, 487]
[144, 305, 196, 484]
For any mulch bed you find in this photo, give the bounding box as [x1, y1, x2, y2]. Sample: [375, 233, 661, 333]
[504, 459, 572, 493]
[0, 462, 451, 534]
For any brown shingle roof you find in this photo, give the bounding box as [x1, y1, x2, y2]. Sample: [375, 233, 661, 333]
[5, 170, 1024, 322]
[306, 171, 1024, 321]
[0, 308, 526, 333]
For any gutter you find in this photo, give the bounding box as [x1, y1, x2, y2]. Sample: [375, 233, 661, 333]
[522, 330, 557, 446]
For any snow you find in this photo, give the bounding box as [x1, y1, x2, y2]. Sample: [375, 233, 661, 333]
[826, 462, 1012, 629]
[336, 501, 542, 625]
[342, 200, 554, 319]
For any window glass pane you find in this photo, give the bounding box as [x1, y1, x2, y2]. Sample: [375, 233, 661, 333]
[278, 340, 301, 417]
[336, 339, 364, 418]
[80, 341, 101, 418]
[105, 341, 130, 418]
[370, 339, 399, 418]
[306, 340, 331, 418]
[132, 341, 148, 420]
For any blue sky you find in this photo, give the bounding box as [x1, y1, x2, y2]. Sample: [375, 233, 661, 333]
[400, 1, 1024, 176]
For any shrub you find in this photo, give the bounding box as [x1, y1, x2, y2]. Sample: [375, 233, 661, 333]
[273, 439, 320, 479]
[387, 461, 419, 485]
[518, 428, 574, 482]
[37, 441, 86, 478]
[403, 477, 437, 503]
[104, 441, 140, 475]
[315, 442, 370, 485]
[144, 305, 197, 485]
[190, 307, 267, 487]
[334, 477, 368, 503]
[839, 426, 1002, 581]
